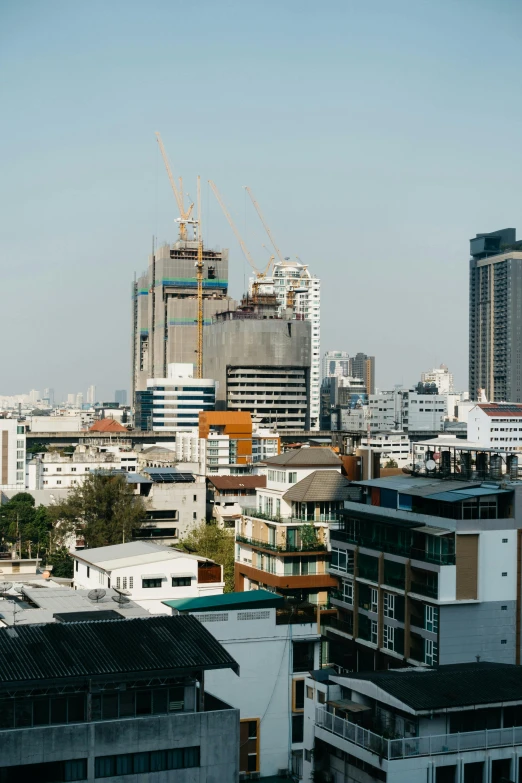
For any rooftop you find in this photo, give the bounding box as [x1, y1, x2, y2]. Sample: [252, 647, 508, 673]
[89, 419, 128, 433]
[163, 588, 284, 613]
[476, 403, 522, 418]
[0, 615, 239, 687]
[263, 447, 340, 468]
[207, 476, 267, 491]
[283, 470, 354, 503]
[72, 541, 209, 570]
[337, 663, 522, 713]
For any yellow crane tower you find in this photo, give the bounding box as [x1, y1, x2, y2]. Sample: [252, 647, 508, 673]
[208, 180, 273, 282]
[155, 132, 195, 241]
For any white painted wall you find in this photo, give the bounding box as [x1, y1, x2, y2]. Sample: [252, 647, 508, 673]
[478, 529, 517, 602]
[438, 565, 456, 602]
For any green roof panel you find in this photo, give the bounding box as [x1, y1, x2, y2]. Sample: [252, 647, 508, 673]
[163, 589, 285, 613]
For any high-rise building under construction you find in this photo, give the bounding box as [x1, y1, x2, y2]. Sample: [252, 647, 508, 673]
[131, 239, 234, 396]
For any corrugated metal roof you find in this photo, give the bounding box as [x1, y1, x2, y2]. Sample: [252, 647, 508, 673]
[0, 615, 239, 686]
[343, 663, 522, 712]
[163, 588, 284, 613]
[72, 542, 206, 570]
[283, 470, 352, 502]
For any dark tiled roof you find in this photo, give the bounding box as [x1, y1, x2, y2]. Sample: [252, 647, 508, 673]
[263, 448, 340, 467]
[0, 615, 238, 687]
[283, 470, 352, 502]
[207, 476, 266, 490]
[350, 663, 522, 711]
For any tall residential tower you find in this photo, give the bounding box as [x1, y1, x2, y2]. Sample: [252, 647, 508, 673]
[469, 228, 522, 402]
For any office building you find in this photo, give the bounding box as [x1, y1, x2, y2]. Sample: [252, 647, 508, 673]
[421, 364, 454, 394]
[349, 352, 375, 395]
[323, 350, 350, 379]
[469, 227, 522, 402]
[115, 389, 127, 405]
[131, 240, 234, 396]
[467, 402, 522, 451]
[0, 419, 26, 489]
[323, 439, 522, 674]
[0, 615, 240, 782]
[86, 385, 96, 405]
[204, 296, 311, 432]
[331, 388, 447, 435]
[72, 541, 225, 614]
[163, 589, 322, 779]
[134, 363, 216, 432]
[43, 387, 54, 406]
[304, 663, 522, 783]
[199, 411, 253, 474]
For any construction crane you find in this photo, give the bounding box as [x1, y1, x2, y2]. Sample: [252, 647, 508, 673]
[155, 132, 195, 241]
[196, 175, 204, 379]
[244, 186, 283, 269]
[208, 180, 272, 279]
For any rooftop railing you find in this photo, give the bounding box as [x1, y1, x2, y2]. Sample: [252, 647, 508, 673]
[316, 706, 522, 759]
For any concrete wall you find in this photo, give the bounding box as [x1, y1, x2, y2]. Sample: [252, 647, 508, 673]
[439, 601, 517, 664]
[0, 708, 239, 783]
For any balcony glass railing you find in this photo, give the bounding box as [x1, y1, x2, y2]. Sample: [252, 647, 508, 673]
[409, 580, 438, 599]
[316, 706, 522, 760]
[242, 508, 341, 525]
[332, 529, 455, 566]
[236, 534, 327, 552]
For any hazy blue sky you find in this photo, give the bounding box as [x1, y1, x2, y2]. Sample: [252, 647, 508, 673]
[2, 0, 522, 401]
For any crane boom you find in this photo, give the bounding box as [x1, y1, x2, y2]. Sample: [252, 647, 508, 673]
[155, 132, 195, 240]
[244, 186, 283, 263]
[208, 180, 261, 276]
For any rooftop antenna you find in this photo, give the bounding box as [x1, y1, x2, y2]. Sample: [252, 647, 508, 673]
[111, 594, 131, 609]
[88, 589, 106, 604]
[0, 582, 13, 598]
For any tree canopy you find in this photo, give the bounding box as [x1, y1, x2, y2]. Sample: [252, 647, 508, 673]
[178, 522, 234, 592]
[0, 493, 51, 555]
[49, 473, 147, 549]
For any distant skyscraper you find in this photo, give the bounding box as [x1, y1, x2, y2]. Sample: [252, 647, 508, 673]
[75, 393, 84, 408]
[43, 388, 54, 406]
[29, 390, 40, 405]
[469, 228, 522, 402]
[115, 390, 127, 405]
[349, 353, 375, 395]
[67, 393, 76, 405]
[323, 351, 350, 379]
[87, 385, 96, 404]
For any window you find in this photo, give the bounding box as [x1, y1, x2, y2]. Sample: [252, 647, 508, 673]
[342, 579, 353, 603]
[370, 620, 378, 645]
[425, 638, 438, 666]
[502, 572, 508, 577]
[288, 472, 297, 484]
[17, 426, 24, 434]
[331, 547, 354, 573]
[71, 467, 77, 472]
[501, 639, 507, 645]
[370, 588, 378, 613]
[86, 567, 90, 578]
[16, 440, 24, 448]
[143, 578, 162, 588]
[0, 758, 87, 783]
[292, 714, 304, 743]
[306, 686, 314, 700]
[502, 605, 508, 610]
[317, 691, 326, 704]
[95, 747, 199, 778]
[193, 494, 197, 502]
[172, 577, 191, 587]
[75, 560, 78, 572]
[16, 450, 24, 459]
[56, 467, 62, 472]
[293, 641, 315, 672]
[503, 538, 508, 543]
[193, 512, 197, 520]
[383, 592, 395, 618]
[16, 461, 24, 470]
[425, 605, 438, 633]
[116, 577, 120, 589]
[383, 625, 394, 651]
[129, 577, 133, 589]
[293, 679, 305, 711]
[122, 577, 127, 590]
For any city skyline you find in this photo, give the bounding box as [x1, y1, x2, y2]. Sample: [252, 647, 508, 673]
[3, 2, 522, 394]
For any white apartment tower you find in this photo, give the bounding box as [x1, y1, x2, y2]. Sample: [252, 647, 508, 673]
[86, 385, 96, 404]
[323, 350, 350, 379]
[253, 260, 320, 429]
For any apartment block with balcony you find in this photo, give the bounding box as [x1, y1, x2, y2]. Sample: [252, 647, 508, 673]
[304, 662, 522, 783]
[323, 444, 522, 673]
[236, 447, 352, 604]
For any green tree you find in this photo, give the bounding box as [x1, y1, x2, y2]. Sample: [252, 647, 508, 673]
[178, 522, 235, 592]
[299, 523, 319, 550]
[0, 493, 51, 555]
[48, 473, 147, 549]
[384, 458, 398, 469]
[46, 546, 74, 578]
[27, 443, 48, 455]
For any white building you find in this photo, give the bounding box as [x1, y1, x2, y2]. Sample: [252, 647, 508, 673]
[323, 350, 350, 379]
[29, 444, 138, 490]
[467, 402, 522, 451]
[332, 389, 447, 434]
[304, 663, 522, 783]
[163, 590, 321, 779]
[421, 363, 454, 394]
[252, 259, 321, 429]
[252, 426, 280, 463]
[86, 385, 96, 404]
[71, 541, 225, 614]
[361, 431, 411, 468]
[142, 363, 216, 432]
[0, 419, 26, 490]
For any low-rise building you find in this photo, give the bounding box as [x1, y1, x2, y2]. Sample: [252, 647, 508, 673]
[131, 467, 206, 542]
[163, 588, 322, 780]
[208, 475, 267, 530]
[72, 541, 225, 613]
[305, 663, 522, 783]
[135, 363, 216, 432]
[468, 402, 522, 451]
[360, 431, 411, 468]
[29, 444, 138, 490]
[0, 615, 240, 782]
[0, 418, 26, 490]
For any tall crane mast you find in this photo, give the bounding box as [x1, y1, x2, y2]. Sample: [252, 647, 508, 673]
[196, 175, 204, 379]
[244, 186, 283, 272]
[155, 132, 195, 241]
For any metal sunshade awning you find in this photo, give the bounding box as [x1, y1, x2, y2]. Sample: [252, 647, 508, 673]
[141, 574, 167, 580]
[327, 699, 371, 713]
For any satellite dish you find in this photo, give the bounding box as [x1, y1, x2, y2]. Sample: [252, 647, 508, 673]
[0, 582, 13, 595]
[88, 589, 106, 603]
[426, 459, 436, 471]
[12, 584, 24, 594]
[111, 594, 130, 608]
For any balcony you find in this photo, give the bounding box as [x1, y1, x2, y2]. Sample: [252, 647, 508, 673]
[197, 563, 222, 584]
[275, 603, 318, 625]
[332, 528, 455, 566]
[316, 706, 522, 760]
[409, 580, 438, 599]
[321, 615, 353, 638]
[236, 534, 327, 553]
